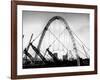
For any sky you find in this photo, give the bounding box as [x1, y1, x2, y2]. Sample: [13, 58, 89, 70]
[22, 11, 90, 59]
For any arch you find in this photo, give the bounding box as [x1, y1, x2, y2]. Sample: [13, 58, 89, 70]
[36, 16, 80, 66]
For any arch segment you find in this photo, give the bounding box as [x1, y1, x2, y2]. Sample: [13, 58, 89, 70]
[36, 16, 80, 66]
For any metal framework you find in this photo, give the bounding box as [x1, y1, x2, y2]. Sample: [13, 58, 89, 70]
[36, 16, 80, 66]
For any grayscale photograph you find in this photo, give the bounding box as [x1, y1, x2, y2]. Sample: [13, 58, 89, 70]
[22, 11, 90, 69]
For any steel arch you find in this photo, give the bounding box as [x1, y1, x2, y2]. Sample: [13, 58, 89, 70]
[36, 16, 80, 66]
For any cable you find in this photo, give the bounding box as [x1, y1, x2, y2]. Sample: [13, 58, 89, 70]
[71, 28, 90, 50]
[32, 31, 43, 43]
[48, 29, 68, 52]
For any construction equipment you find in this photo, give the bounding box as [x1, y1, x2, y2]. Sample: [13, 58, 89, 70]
[30, 43, 47, 63]
[46, 48, 58, 63]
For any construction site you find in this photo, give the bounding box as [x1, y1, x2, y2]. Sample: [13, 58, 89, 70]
[22, 16, 90, 69]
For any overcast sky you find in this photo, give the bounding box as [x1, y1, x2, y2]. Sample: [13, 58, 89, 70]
[22, 11, 90, 59]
